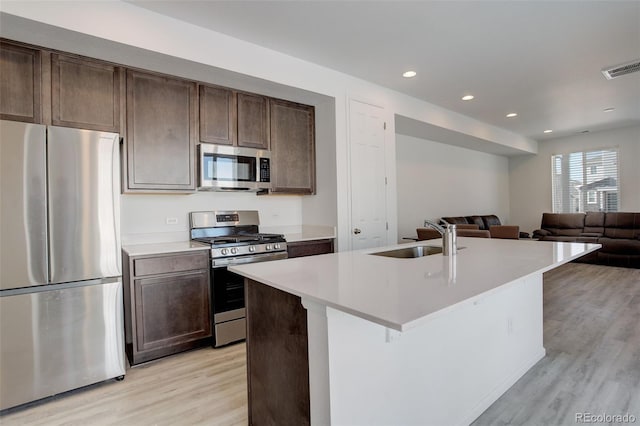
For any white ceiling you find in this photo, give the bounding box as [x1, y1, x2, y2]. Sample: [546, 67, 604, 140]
[129, 1, 639, 142]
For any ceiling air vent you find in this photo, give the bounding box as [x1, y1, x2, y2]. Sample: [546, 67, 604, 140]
[601, 59, 640, 80]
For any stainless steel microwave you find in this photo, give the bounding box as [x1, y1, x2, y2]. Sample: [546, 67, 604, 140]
[198, 144, 271, 191]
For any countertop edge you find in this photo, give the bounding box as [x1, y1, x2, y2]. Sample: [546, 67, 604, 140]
[122, 241, 210, 257]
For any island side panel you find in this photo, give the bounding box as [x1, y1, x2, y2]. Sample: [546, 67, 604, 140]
[324, 274, 545, 425]
[245, 279, 310, 426]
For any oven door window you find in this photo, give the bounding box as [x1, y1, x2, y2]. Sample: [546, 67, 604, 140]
[204, 154, 256, 182]
[212, 268, 245, 313]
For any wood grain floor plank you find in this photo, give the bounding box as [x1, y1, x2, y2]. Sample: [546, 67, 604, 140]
[2, 263, 638, 425]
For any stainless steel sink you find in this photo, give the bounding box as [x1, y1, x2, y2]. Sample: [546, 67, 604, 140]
[370, 245, 443, 258]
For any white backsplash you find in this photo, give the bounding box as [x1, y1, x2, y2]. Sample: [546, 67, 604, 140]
[120, 191, 302, 245]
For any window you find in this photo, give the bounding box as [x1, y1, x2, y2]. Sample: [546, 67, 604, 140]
[551, 148, 619, 213]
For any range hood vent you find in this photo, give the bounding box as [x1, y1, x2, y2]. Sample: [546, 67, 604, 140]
[601, 59, 640, 80]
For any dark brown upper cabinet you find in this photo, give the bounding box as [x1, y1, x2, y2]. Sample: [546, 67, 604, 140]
[51, 54, 122, 133]
[199, 84, 235, 146]
[126, 69, 197, 192]
[237, 92, 269, 150]
[0, 41, 41, 123]
[269, 99, 316, 194]
[199, 87, 269, 150]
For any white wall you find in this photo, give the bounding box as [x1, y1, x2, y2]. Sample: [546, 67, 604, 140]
[396, 134, 510, 240]
[509, 125, 640, 234]
[301, 99, 338, 229]
[120, 192, 301, 244]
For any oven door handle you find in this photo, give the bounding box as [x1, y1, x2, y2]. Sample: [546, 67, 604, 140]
[212, 251, 288, 268]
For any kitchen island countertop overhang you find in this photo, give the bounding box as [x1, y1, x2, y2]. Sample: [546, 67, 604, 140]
[229, 237, 601, 331]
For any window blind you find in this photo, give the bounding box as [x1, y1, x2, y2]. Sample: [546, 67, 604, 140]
[551, 148, 619, 213]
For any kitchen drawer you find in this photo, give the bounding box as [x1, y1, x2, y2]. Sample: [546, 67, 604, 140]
[133, 251, 209, 277]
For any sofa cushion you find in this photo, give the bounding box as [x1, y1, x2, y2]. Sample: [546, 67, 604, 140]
[466, 215, 487, 230]
[540, 213, 585, 236]
[533, 229, 551, 238]
[441, 216, 469, 225]
[583, 212, 605, 234]
[603, 213, 640, 239]
[481, 215, 501, 230]
[576, 236, 600, 244]
[580, 232, 603, 237]
[540, 235, 585, 242]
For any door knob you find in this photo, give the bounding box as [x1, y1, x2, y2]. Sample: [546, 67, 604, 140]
[353, 228, 361, 235]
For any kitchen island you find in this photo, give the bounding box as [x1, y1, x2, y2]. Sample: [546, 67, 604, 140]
[230, 238, 600, 426]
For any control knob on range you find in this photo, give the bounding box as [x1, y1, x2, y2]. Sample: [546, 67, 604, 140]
[266, 244, 272, 251]
[249, 246, 256, 253]
[231, 247, 238, 255]
[274, 243, 281, 250]
[221, 248, 229, 255]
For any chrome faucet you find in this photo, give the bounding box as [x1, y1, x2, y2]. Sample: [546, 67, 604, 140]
[424, 220, 457, 256]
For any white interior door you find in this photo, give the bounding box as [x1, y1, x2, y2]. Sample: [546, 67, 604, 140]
[349, 100, 387, 250]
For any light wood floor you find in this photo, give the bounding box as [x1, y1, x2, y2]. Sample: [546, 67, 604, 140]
[1, 263, 639, 426]
[0, 343, 248, 425]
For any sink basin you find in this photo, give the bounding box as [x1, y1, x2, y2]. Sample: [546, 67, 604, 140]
[370, 245, 443, 258]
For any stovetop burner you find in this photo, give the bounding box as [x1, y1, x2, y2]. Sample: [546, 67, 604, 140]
[193, 232, 286, 247]
[189, 211, 288, 260]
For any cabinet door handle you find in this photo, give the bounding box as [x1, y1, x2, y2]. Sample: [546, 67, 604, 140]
[353, 228, 362, 235]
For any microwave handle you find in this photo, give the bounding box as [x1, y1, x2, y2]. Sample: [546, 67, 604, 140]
[219, 187, 251, 191]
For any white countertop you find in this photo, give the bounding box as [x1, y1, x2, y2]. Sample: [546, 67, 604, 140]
[229, 238, 600, 331]
[261, 224, 336, 243]
[122, 241, 210, 257]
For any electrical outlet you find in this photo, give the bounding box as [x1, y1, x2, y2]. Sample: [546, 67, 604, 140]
[166, 217, 178, 225]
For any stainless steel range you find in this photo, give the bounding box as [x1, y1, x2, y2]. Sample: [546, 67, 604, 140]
[189, 210, 287, 347]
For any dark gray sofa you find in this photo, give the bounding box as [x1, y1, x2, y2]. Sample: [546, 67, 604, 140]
[441, 215, 529, 239]
[532, 212, 640, 268]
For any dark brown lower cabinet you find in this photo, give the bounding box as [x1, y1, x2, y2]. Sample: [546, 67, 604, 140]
[245, 279, 310, 426]
[123, 250, 211, 365]
[287, 238, 334, 258]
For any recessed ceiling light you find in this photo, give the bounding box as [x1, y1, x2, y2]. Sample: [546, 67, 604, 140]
[603, 107, 615, 112]
[461, 95, 474, 101]
[544, 129, 553, 134]
[402, 71, 417, 78]
[506, 113, 518, 118]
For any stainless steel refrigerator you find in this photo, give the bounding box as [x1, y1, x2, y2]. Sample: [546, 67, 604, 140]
[0, 120, 125, 411]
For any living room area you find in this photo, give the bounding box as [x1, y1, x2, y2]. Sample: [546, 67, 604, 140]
[396, 124, 640, 259]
